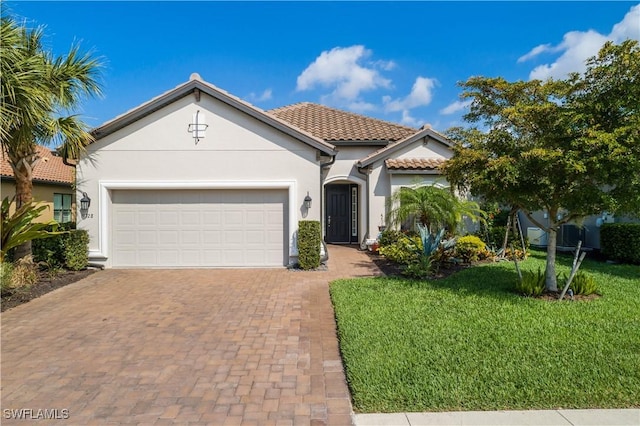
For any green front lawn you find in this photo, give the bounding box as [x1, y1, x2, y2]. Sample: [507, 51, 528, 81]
[330, 250, 640, 413]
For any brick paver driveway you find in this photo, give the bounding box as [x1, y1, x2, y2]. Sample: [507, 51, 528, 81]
[1, 245, 382, 425]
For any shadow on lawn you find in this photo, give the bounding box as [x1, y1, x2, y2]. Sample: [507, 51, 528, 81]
[386, 262, 523, 302]
[551, 250, 640, 281]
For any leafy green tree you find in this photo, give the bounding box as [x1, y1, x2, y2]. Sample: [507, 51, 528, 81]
[0, 15, 102, 258]
[444, 40, 640, 291]
[386, 184, 485, 257]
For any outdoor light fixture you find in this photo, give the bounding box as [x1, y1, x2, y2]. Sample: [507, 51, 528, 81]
[80, 192, 91, 218]
[304, 192, 312, 209]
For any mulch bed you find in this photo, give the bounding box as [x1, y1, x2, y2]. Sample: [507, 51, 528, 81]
[1, 269, 97, 313]
[366, 251, 601, 301]
[366, 250, 473, 280]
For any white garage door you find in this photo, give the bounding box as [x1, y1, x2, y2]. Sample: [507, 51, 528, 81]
[112, 189, 287, 267]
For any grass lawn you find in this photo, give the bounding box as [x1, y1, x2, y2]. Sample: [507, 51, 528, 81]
[330, 250, 640, 413]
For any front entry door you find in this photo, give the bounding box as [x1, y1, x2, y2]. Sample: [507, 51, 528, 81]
[325, 184, 354, 243]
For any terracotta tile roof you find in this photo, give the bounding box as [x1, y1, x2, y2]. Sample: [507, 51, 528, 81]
[268, 102, 417, 143]
[1, 145, 74, 185]
[385, 158, 446, 171]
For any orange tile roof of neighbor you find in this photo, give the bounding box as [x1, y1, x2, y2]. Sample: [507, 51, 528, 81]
[1, 146, 74, 185]
[385, 158, 446, 170]
[269, 102, 417, 142]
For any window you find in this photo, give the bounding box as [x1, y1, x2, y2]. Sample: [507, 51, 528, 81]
[53, 193, 73, 223]
[351, 186, 358, 237]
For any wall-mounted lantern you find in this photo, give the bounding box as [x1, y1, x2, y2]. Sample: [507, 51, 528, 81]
[304, 192, 312, 209]
[80, 192, 91, 219]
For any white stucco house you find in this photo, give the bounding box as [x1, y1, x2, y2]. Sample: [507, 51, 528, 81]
[78, 74, 453, 268]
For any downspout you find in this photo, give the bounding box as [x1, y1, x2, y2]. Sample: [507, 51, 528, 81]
[356, 164, 371, 249]
[320, 152, 336, 261]
[320, 152, 336, 227]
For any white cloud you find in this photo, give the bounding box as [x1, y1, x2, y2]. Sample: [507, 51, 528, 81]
[520, 4, 640, 80]
[296, 45, 392, 102]
[248, 88, 272, 102]
[611, 3, 640, 40]
[517, 44, 555, 63]
[346, 101, 377, 113]
[440, 99, 472, 115]
[384, 76, 437, 112]
[372, 59, 397, 71]
[399, 110, 423, 127]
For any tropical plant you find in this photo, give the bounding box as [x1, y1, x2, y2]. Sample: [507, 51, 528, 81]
[1, 197, 61, 263]
[454, 235, 489, 263]
[0, 15, 102, 259]
[386, 184, 485, 259]
[444, 40, 640, 291]
[378, 235, 422, 265]
[515, 268, 546, 297]
[564, 271, 600, 296]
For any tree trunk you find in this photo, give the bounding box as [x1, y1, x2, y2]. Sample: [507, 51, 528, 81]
[13, 158, 35, 260]
[545, 226, 558, 292]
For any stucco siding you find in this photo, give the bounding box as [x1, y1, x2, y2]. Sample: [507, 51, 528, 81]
[1, 179, 75, 223]
[395, 137, 452, 160]
[78, 92, 320, 267]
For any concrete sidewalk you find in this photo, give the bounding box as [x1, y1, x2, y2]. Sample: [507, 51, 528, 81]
[353, 408, 640, 425]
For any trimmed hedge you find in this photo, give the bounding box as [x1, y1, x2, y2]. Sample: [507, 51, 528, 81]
[33, 223, 90, 270]
[298, 220, 321, 270]
[600, 223, 640, 265]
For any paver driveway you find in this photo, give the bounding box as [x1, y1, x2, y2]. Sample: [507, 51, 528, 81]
[1, 245, 383, 425]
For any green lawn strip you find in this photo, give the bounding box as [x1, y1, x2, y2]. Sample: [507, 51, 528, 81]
[330, 251, 640, 413]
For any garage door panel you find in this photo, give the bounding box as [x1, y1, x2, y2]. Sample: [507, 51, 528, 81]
[138, 251, 157, 265]
[159, 211, 179, 225]
[138, 211, 156, 225]
[224, 210, 243, 225]
[115, 211, 135, 226]
[112, 189, 286, 267]
[246, 230, 265, 243]
[181, 211, 200, 225]
[203, 211, 221, 225]
[203, 230, 221, 244]
[138, 230, 157, 244]
[180, 230, 200, 245]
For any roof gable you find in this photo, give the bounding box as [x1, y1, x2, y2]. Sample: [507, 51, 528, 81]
[268, 102, 416, 144]
[1, 145, 74, 185]
[356, 125, 453, 168]
[92, 74, 336, 156]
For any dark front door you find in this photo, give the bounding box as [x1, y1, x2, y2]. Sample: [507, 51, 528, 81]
[325, 184, 352, 243]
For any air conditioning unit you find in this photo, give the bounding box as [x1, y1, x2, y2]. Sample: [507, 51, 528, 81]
[527, 227, 548, 247]
[558, 224, 585, 247]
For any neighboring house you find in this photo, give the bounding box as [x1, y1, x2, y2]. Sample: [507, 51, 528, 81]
[1, 145, 75, 223]
[519, 210, 637, 251]
[77, 74, 453, 268]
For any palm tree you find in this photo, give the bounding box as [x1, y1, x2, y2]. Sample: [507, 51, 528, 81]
[1, 15, 102, 259]
[387, 184, 485, 255]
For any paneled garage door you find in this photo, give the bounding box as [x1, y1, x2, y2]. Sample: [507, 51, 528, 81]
[112, 189, 287, 267]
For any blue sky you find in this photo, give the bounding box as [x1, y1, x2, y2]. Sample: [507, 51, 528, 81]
[6, 1, 640, 131]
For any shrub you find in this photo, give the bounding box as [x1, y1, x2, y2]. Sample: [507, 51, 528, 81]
[600, 223, 640, 265]
[298, 220, 321, 270]
[33, 224, 89, 271]
[566, 271, 600, 296]
[65, 230, 89, 270]
[515, 267, 545, 297]
[454, 235, 489, 263]
[378, 230, 404, 248]
[0, 262, 14, 294]
[33, 232, 66, 269]
[402, 255, 433, 279]
[378, 235, 422, 265]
